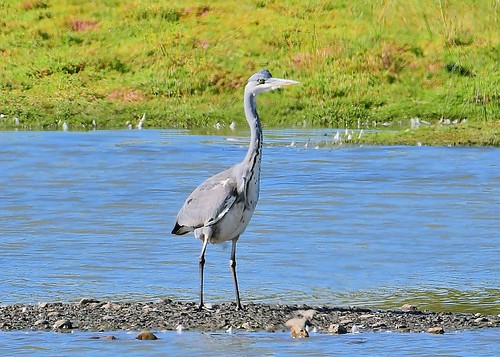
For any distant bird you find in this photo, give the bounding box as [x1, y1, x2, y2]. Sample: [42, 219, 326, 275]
[171, 69, 299, 310]
[137, 113, 146, 129]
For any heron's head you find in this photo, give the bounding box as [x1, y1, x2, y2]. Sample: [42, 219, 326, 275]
[246, 69, 299, 95]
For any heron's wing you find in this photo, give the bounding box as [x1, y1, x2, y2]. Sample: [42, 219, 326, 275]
[172, 170, 241, 234]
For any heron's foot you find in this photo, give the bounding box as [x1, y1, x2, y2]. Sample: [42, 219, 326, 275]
[234, 302, 244, 311]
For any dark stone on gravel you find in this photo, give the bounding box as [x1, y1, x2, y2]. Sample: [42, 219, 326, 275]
[0, 300, 498, 333]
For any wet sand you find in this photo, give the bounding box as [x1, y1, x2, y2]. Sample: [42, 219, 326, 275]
[1, 299, 498, 334]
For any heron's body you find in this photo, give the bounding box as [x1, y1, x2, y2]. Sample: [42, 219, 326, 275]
[172, 161, 260, 244]
[171, 69, 298, 310]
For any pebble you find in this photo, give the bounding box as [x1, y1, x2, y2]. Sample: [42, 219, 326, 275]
[79, 298, 101, 305]
[53, 319, 73, 330]
[427, 326, 445, 334]
[101, 335, 116, 340]
[34, 319, 50, 328]
[290, 325, 309, 338]
[401, 304, 419, 312]
[297, 309, 317, 319]
[328, 324, 348, 334]
[90, 335, 117, 340]
[285, 317, 310, 329]
[136, 330, 158, 340]
[101, 302, 121, 310]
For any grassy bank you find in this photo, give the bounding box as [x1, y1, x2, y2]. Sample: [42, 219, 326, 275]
[0, 0, 498, 145]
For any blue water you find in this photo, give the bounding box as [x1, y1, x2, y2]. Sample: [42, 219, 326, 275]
[0, 329, 499, 357]
[0, 129, 499, 354]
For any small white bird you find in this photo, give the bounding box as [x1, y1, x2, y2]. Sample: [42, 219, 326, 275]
[176, 324, 184, 334]
[137, 113, 146, 129]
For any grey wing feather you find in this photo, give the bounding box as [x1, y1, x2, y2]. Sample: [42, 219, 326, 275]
[172, 169, 240, 234]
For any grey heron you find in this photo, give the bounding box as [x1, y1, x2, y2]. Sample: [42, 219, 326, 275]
[171, 69, 299, 310]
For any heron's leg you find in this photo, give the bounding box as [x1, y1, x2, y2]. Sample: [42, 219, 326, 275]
[230, 237, 243, 310]
[198, 235, 209, 310]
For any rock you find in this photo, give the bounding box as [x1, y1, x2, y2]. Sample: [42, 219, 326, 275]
[290, 325, 309, 338]
[53, 319, 73, 330]
[298, 309, 317, 319]
[328, 324, 348, 334]
[339, 318, 353, 325]
[101, 335, 117, 340]
[101, 302, 121, 310]
[47, 311, 60, 318]
[427, 326, 445, 334]
[240, 322, 253, 331]
[34, 319, 50, 328]
[136, 330, 158, 340]
[79, 298, 100, 305]
[90, 335, 117, 340]
[37, 302, 49, 308]
[286, 317, 311, 338]
[264, 324, 277, 332]
[285, 317, 310, 329]
[372, 322, 387, 329]
[359, 314, 374, 319]
[401, 304, 419, 312]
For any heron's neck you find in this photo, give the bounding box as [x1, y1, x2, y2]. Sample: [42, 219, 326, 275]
[243, 90, 263, 169]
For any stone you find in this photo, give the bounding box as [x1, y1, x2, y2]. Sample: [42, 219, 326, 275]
[34, 319, 50, 328]
[101, 335, 117, 340]
[427, 326, 445, 334]
[290, 325, 309, 338]
[298, 309, 317, 319]
[101, 302, 121, 310]
[401, 304, 419, 312]
[79, 298, 100, 305]
[285, 317, 310, 329]
[339, 318, 353, 325]
[90, 335, 117, 340]
[328, 324, 348, 334]
[53, 319, 73, 330]
[136, 330, 158, 340]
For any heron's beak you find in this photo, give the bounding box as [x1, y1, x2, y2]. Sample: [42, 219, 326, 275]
[263, 78, 300, 91]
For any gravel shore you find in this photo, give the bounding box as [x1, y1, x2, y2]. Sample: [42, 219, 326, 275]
[1, 299, 498, 334]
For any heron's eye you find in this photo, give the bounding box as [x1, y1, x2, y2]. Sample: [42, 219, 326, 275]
[257, 78, 265, 85]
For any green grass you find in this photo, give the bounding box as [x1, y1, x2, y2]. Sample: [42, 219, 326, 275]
[0, 0, 498, 145]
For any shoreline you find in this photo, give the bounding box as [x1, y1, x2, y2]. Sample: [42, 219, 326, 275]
[1, 299, 498, 334]
[0, 123, 498, 147]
